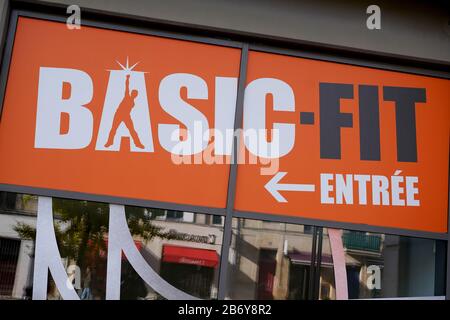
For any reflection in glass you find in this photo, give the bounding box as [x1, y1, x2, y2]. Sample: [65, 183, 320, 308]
[124, 205, 223, 299]
[0, 192, 446, 300]
[0, 192, 38, 214]
[226, 218, 446, 300]
[338, 230, 446, 299]
[0, 193, 223, 300]
[226, 218, 334, 300]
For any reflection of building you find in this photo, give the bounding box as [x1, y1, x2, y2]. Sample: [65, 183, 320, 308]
[227, 218, 444, 300]
[0, 192, 446, 300]
[228, 219, 336, 300]
[0, 192, 225, 300]
[0, 0, 448, 302]
[342, 231, 383, 299]
[0, 193, 37, 299]
[131, 212, 224, 299]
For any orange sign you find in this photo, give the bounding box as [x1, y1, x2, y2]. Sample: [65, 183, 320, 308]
[0, 18, 449, 233]
[234, 50, 450, 233]
[0, 17, 241, 208]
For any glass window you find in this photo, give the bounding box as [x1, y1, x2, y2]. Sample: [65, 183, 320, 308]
[226, 218, 334, 300]
[0, 193, 224, 300]
[212, 215, 223, 225]
[0, 238, 22, 297]
[335, 229, 446, 299]
[0, 192, 38, 214]
[122, 205, 223, 300]
[166, 210, 183, 221]
[0, 192, 447, 300]
[226, 217, 446, 300]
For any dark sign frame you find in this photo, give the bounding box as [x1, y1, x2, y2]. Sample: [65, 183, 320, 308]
[0, 3, 448, 300]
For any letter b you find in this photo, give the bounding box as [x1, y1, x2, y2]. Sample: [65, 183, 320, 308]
[35, 67, 93, 149]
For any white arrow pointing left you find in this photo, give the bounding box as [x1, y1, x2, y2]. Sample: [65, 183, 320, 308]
[264, 171, 315, 203]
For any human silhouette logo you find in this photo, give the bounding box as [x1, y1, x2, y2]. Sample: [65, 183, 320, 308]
[105, 73, 145, 149]
[94, 57, 153, 152]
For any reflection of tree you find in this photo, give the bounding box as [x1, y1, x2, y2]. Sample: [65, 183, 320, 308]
[13, 198, 173, 299]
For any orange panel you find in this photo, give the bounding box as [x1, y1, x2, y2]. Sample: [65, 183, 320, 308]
[235, 50, 450, 233]
[0, 17, 241, 208]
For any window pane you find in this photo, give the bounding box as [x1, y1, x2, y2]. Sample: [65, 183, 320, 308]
[165, 210, 183, 220]
[225, 217, 446, 300]
[0, 238, 22, 296]
[324, 229, 446, 299]
[123, 205, 223, 300]
[0, 192, 38, 214]
[212, 215, 223, 225]
[226, 218, 327, 300]
[0, 193, 446, 300]
[0, 194, 224, 300]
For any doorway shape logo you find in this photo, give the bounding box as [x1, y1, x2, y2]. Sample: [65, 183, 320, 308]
[96, 57, 154, 152]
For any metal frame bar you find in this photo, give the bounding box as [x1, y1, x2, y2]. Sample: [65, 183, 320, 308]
[0, 3, 448, 300]
[0, 4, 15, 116]
[314, 227, 323, 299]
[308, 226, 318, 300]
[0, 0, 10, 69]
[447, 156, 450, 299]
[217, 44, 249, 300]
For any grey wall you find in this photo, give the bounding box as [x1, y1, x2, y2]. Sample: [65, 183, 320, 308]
[2, 0, 446, 64]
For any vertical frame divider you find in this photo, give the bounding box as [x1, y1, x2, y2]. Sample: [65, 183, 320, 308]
[217, 44, 249, 300]
[308, 226, 318, 299]
[315, 227, 323, 299]
[446, 157, 450, 300]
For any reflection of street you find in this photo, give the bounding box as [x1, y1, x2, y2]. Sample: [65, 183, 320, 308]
[0, 193, 224, 300]
[341, 231, 383, 299]
[134, 213, 223, 300]
[228, 220, 336, 300]
[227, 219, 444, 300]
[0, 192, 445, 300]
[0, 193, 37, 299]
